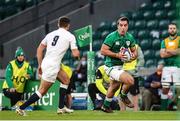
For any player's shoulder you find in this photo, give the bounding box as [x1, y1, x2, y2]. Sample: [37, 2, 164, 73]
[45, 29, 59, 38]
[105, 31, 118, 40]
[126, 32, 134, 38]
[59, 28, 75, 38]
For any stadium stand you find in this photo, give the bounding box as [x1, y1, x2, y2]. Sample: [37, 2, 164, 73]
[0, 0, 46, 20]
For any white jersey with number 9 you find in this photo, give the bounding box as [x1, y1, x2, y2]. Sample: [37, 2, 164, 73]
[41, 28, 78, 83]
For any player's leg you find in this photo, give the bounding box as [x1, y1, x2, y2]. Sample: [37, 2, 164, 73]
[64, 79, 74, 111]
[65, 94, 72, 108]
[57, 68, 73, 114]
[65, 79, 74, 109]
[129, 77, 140, 111]
[161, 67, 172, 110]
[132, 95, 139, 111]
[102, 66, 134, 112]
[88, 83, 103, 110]
[118, 71, 134, 108]
[20, 80, 52, 110]
[102, 80, 120, 113]
[119, 101, 126, 111]
[2, 89, 22, 107]
[16, 80, 53, 116]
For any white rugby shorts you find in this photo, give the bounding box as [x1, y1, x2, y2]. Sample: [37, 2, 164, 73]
[161, 67, 180, 87]
[104, 65, 124, 81]
[41, 61, 60, 83]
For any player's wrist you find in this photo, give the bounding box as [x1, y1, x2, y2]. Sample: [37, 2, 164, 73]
[115, 53, 119, 58]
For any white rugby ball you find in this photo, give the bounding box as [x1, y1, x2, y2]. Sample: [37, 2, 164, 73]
[122, 49, 131, 62]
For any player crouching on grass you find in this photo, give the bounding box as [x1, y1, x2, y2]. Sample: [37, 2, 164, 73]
[100, 16, 138, 113]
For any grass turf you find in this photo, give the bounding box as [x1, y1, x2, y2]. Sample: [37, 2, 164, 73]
[0, 110, 180, 120]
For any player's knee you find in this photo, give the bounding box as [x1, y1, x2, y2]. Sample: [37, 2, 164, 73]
[129, 77, 134, 86]
[38, 87, 48, 96]
[125, 76, 134, 85]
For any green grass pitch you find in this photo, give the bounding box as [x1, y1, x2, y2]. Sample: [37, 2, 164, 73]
[0, 110, 180, 120]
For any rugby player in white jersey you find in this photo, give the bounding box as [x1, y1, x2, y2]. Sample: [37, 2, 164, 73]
[16, 16, 80, 116]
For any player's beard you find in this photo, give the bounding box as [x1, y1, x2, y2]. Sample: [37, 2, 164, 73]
[169, 32, 177, 37]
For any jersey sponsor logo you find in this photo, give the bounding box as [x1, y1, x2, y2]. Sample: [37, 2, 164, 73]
[115, 41, 120, 45]
[126, 40, 130, 46]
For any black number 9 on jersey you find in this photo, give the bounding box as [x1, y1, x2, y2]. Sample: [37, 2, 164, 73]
[52, 36, 59, 46]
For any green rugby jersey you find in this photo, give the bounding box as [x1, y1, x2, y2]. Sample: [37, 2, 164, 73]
[161, 36, 180, 67]
[103, 31, 136, 67]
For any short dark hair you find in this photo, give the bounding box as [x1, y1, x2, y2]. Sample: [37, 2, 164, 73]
[169, 22, 177, 27]
[58, 16, 70, 28]
[117, 16, 129, 25]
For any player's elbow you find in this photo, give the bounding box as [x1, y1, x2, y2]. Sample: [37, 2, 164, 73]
[72, 49, 80, 58]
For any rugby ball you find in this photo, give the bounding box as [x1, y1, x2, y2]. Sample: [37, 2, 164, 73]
[122, 48, 131, 62]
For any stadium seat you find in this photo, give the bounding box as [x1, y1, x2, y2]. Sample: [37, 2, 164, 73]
[5, 0, 16, 6]
[128, 30, 138, 38]
[149, 30, 160, 39]
[154, 50, 160, 60]
[157, 59, 164, 65]
[120, 11, 132, 19]
[15, 0, 26, 11]
[26, 0, 35, 7]
[140, 39, 151, 50]
[159, 20, 169, 29]
[5, 5, 18, 17]
[97, 21, 111, 32]
[144, 49, 154, 60]
[93, 31, 101, 40]
[146, 20, 158, 30]
[143, 10, 154, 20]
[0, 0, 5, 6]
[152, 1, 164, 10]
[110, 21, 117, 31]
[93, 40, 102, 51]
[132, 12, 143, 20]
[167, 10, 176, 19]
[152, 39, 161, 50]
[164, 0, 174, 10]
[160, 30, 169, 38]
[0, 6, 6, 20]
[155, 10, 167, 19]
[171, 19, 177, 25]
[145, 59, 155, 67]
[137, 30, 149, 39]
[101, 30, 110, 39]
[134, 20, 146, 30]
[139, 2, 152, 11]
[128, 20, 134, 30]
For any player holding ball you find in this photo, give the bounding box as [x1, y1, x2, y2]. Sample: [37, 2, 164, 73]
[100, 16, 137, 113]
